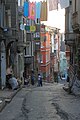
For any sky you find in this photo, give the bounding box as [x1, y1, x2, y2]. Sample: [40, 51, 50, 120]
[42, 6, 65, 33]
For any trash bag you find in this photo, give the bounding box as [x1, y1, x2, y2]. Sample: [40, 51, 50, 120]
[67, 76, 70, 82]
[9, 77, 18, 90]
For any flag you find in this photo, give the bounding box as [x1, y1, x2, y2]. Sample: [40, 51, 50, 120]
[60, 0, 69, 9]
[49, 0, 58, 11]
[23, 2, 29, 17]
[28, 2, 36, 20]
[40, 1, 48, 21]
[25, 25, 30, 31]
[30, 26, 36, 32]
[36, 2, 41, 19]
[20, 24, 25, 30]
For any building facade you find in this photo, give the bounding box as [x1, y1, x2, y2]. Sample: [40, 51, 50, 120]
[65, 0, 80, 93]
[40, 25, 51, 81]
[0, 0, 27, 88]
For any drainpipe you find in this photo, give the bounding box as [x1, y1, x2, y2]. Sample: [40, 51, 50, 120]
[0, 39, 1, 88]
[58, 29, 60, 74]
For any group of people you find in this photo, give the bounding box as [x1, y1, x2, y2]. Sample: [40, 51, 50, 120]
[6, 66, 43, 89]
[6, 66, 22, 90]
[31, 70, 43, 87]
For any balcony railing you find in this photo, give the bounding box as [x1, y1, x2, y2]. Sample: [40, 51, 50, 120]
[4, 27, 18, 38]
[18, 6, 23, 16]
[72, 12, 80, 31]
[0, 27, 5, 40]
[24, 56, 33, 64]
[65, 32, 76, 45]
[35, 42, 40, 51]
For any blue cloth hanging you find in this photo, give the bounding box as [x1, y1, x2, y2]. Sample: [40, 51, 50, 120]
[36, 2, 41, 19]
[24, 1, 29, 17]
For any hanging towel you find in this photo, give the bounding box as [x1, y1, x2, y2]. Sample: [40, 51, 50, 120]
[60, 0, 69, 9]
[36, 2, 41, 19]
[23, 2, 29, 17]
[40, 1, 48, 21]
[49, 0, 58, 11]
[28, 2, 36, 20]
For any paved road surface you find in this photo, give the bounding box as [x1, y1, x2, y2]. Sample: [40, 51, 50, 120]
[0, 82, 80, 120]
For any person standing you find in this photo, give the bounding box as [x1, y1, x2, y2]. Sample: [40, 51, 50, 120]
[38, 73, 42, 87]
[6, 65, 13, 88]
[31, 70, 34, 85]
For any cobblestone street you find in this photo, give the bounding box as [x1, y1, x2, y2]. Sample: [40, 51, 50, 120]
[0, 82, 80, 120]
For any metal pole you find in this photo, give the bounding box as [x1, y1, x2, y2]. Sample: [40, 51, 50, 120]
[0, 39, 1, 88]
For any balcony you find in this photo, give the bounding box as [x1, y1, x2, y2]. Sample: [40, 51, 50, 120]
[0, 0, 5, 3]
[0, 27, 5, 40]
[35, 42, 40, 51]
[35, 24, 40, 32]
[4, 27, 19, 46]
[65, 33, 76, 45]
[24, 56, 33, 64]
[4, 27, 18, 38]
[18, 6, 23, 16]
[17, 41, 26, 53]
[72, 12, 80, 32]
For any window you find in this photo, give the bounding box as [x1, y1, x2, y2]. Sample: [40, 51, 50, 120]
[26, 33, 31, 41]
[25, 42, 31, 56]
[70, 52, 73, 64]
[74, 0, 76, 12]
[46, 53, 50, 62]
[0, 9, 1, 26]
[26, 46, 30, 55]
[26, 19, 30, 26]
[70, 0, 72, 5]
[18, 0, 20, 6]
[31, 20, 35, 25]
[40, 54, 43, 63]
[73, 0, 77, 13]
[41, 41, 44, 48]
[35, 18, 40, 24]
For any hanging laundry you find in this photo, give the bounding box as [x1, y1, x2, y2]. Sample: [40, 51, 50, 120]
[58, 0, 60, 3]
[36, 2, 41, 19]
[23, 1, 29, 17]
[25, 25, 30, 32]
[49, 0, 58, 11]
[20, 24, 25, 30]
[40, 1, 48, 21]
[28, 2, 36, 20]
[60, 0, 69, 9]
[30, 26, 36, 32]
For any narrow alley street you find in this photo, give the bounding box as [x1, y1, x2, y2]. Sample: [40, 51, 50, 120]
[0, 82, 80, 120]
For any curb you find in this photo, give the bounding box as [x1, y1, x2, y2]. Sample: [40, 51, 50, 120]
[0, 100, 6, 112]
[0, 86, 23, 112]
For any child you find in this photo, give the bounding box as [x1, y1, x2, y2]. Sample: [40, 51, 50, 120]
[38, 73, 42, 87]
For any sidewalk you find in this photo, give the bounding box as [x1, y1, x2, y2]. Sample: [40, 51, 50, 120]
[0, 86, 22, 112]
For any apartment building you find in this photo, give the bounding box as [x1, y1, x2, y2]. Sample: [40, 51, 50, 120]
[65, 0, 80, 93]
[0, 0, 6, 88]
[40, 25, 51, 81]
[0, 0, 27, 88]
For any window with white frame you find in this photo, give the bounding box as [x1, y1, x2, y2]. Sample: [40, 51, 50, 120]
[46, 53, 50, 62]
[26, 45, 30, 55]
[41, 41, 44, 48]
[18, 0, 20, 6]
[72, 0, 77, 13]
[40, 54, 43, 63]
[25, 42, 31, 56]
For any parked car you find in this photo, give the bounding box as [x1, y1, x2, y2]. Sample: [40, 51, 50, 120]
[61, 74, 66, 81]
